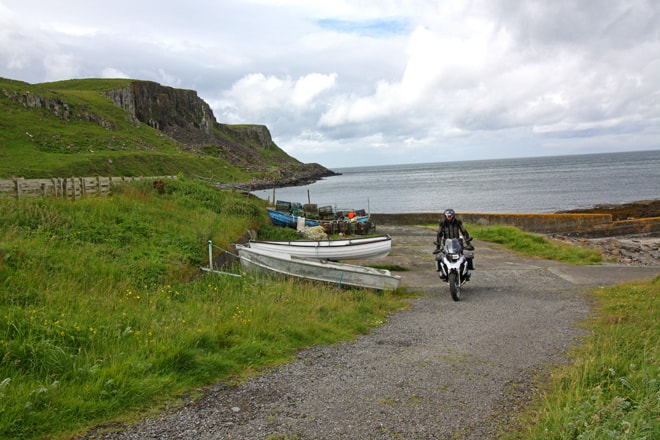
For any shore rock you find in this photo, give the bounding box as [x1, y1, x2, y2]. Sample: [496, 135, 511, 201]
[550, 200, 660, 266]
[557, 199, 660, 221]
[549, 235, 660, 266]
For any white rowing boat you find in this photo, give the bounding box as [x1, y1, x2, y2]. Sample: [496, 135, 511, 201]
[235, 244, 400, 291]
[247, 235, 392, 261]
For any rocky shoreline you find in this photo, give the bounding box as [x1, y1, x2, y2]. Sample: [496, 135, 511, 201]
[551, 199, 660, 266]
[556, 199, 660, 221]
[549, 234, 660, 266]
[230, 163, 340, 191]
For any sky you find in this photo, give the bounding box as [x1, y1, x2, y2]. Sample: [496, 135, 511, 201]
[1, 0, 659, 169]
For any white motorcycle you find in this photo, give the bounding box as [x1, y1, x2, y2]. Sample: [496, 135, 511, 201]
[434, 238, 474, 301]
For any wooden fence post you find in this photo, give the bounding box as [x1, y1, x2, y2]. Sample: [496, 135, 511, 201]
[13, 177, 21, 200]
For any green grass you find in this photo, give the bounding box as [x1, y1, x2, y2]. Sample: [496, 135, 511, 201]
[469, 224, 603, 265]
[500, 276, 659, 439]
[0, 179, 409, 440]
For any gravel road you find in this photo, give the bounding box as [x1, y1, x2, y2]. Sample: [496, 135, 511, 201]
[80, 225, 660, 440]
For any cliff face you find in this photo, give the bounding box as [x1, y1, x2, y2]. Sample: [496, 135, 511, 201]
[104, 81, 336, 187]
[1, 77, 336, 186]
[106, 81, 215, 140]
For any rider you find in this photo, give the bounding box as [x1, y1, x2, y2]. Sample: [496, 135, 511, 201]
[435, 209, 475, 269]
[436, 209, 473, 248]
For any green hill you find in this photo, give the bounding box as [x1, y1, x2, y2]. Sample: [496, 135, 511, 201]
[0, 77, 334, 186]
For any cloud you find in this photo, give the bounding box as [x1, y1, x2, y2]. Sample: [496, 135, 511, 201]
[0, 0, 658, 167]
[101, 67, 130, 79]
[292, 73, 337, 106]
[223, 72, 337, 114]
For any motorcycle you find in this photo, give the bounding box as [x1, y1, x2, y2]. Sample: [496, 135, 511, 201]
[434, 238, 474, 301]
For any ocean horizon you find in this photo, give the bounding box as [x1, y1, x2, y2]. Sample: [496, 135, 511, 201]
[252, 150, 660, 214]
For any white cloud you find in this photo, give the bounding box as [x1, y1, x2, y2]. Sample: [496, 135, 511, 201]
[291, 73, 337, 107]
[101, 68, 130, 79]
[0, 0, 658, 167]
[225, 72, 337, 115]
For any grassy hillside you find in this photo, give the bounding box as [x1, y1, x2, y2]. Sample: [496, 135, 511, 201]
[0, 78, 278, 181]
[0, 178, 408, 439]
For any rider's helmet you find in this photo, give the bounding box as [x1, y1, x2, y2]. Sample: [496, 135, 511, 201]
[444, 209, 456, 222]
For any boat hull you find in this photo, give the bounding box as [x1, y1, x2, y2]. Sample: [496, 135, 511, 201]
[248, 235, 392, 260]
[267, 209, 320, 228]
[236, 244, 400, 291]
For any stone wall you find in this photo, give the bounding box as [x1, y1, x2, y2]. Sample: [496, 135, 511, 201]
[370, 212, 660, 238]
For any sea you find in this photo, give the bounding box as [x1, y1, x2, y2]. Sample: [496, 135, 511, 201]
[251, 150, 660, 214]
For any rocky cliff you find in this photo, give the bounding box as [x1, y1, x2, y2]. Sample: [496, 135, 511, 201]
[1, 77, 335, 186]
[105, 81, 336, 188]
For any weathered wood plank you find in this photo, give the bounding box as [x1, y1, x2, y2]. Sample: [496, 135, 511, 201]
[0, 176, 176, 200]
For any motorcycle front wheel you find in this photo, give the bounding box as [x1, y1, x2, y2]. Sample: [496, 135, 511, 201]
[448, 272, 461, 301]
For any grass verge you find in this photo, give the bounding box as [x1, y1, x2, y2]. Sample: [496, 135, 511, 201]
[500, 276, 659, 439]
[469, 224, 603, 265]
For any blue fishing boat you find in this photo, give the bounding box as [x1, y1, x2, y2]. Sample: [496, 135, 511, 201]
[267, 209, 320, 228]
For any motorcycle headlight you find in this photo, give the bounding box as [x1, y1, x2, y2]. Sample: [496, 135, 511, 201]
[448, 253, 460, 261]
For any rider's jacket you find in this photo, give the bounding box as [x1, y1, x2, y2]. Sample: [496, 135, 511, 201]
[437, 219, 470, 244]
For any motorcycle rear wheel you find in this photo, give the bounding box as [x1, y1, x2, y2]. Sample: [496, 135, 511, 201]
[448, 272, 461, 301]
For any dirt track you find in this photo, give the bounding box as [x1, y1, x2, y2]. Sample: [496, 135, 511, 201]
[82, 225, 660, 440]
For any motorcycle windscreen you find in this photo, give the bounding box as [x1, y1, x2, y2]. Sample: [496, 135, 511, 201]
[444, 238, 463, 254]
